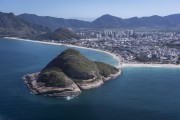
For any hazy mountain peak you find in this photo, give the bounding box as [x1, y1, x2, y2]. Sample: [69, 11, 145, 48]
[1, 11, 180, 31]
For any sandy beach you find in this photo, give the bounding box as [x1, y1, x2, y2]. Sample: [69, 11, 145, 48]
[120, 63, 180, 68]
[4, 37, 180, 69]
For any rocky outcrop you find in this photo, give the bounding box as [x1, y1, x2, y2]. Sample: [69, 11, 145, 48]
[102, 70, 121, 81]
[23, 73, 81, 97]
[23, 49, 121, 97]
[23, 70, 121, 97]
[76, 79, 104, 90]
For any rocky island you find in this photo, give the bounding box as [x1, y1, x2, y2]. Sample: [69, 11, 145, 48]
[23, 49, 121, 97]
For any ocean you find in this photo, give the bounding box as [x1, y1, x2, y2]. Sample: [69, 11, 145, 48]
[0, 38, 180, 120]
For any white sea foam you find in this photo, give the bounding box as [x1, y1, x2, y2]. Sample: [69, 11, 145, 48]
[65, 96, 75, 100]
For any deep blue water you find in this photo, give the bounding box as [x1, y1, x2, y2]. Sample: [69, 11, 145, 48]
[1, 38, 180, 120]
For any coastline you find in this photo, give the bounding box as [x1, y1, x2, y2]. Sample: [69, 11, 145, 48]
[120, 63, 180, 68]
[4, 37, 180, 69]
[4, 37, 121, 67]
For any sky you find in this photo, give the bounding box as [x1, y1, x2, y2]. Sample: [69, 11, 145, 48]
[0, 0, 180, 21]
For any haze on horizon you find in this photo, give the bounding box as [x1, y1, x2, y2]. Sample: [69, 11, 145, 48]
[0, 0, 180, 21]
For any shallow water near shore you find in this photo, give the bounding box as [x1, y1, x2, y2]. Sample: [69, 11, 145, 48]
[1, 38, 180, 120]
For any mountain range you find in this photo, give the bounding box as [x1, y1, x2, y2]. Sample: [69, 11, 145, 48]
[18, 13, 91, 30]
[18, 13, 180, 30]
[1, 11, 180, 38]
[0, 12, 49, 38]
[0, 12, 78, 40]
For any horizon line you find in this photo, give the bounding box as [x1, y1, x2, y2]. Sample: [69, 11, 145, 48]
[1, 11, 180, 21]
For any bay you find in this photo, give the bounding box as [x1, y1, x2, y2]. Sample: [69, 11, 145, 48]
[0, 38, 180, 120]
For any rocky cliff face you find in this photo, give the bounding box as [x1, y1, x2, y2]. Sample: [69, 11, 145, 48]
[23, 49, 121, 97]
[23, 73, 81, 97]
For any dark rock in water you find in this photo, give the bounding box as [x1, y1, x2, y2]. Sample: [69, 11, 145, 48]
[23, 48, 121, 97]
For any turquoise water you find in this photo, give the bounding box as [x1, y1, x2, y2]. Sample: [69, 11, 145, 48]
[0, 38, 180, 120]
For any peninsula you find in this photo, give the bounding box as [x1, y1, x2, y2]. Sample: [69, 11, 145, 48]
[23, 49, 121, 97]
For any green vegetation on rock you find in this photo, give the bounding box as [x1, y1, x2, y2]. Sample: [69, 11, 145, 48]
[43, 49, 98, 80]
[37, 68, 73, 87]
[24, 48, 120, 97]
[95, 61, 119, 77]
[37, 48, 120, 87]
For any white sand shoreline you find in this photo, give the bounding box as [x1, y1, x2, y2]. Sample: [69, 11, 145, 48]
[120, 63, 180, 68]
[4, 37, 180, 69]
